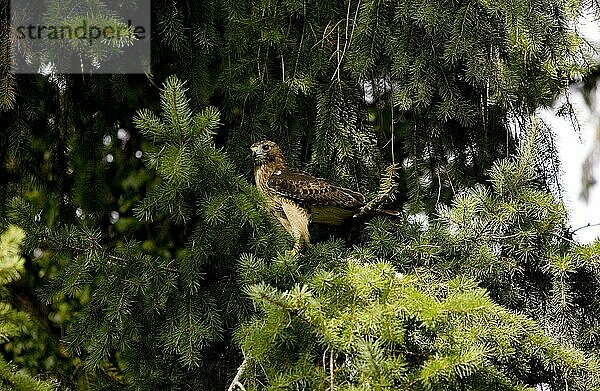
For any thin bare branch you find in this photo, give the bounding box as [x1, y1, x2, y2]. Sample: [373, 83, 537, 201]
[227, 357, 248, 391]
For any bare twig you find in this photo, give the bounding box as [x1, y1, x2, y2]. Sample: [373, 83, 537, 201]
[572, 222, 600, 234]
[329, 350, 334, 391]
[331, 0, 361, 81]
[552, 232, 579, 246]
[311, 20, 345, 50]
[227, 357, 248, 391]
[61, 242, 178, 272]
[390, 79, 395, 166]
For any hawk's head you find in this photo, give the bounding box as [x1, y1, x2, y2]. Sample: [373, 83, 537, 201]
[250, 140, 284, 166]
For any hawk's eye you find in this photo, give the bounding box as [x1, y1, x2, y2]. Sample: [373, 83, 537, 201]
[262, 144, 271, 151]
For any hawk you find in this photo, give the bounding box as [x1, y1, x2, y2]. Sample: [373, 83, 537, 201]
[251, 140, 389, 254]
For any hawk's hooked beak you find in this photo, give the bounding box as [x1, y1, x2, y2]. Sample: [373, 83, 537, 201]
[250, 141, 274, 163]
[250, 145, 260, 160]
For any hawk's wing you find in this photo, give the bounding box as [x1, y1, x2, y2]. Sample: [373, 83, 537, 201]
[266, 167, 365, 209]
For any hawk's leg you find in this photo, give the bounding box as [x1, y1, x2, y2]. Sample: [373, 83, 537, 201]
[279, 200, 311, 254]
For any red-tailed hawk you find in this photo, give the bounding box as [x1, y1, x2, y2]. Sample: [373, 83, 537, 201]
[251, 140, 383, 253]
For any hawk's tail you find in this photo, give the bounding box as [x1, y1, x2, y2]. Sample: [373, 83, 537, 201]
[353, 204, 402, 219]
[377, 208, 402, 218]
[353, 164, 401, 219]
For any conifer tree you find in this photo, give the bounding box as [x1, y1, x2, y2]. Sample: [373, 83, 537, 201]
[0, 0, 599, 389]
[235, 127, 600, 390]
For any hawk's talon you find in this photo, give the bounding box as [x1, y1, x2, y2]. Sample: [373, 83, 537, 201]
[289, 241, 302, 256]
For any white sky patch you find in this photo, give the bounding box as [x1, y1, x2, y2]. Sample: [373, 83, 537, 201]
[541, 16, 600, 244]
[578, 12, 600, 43]
[539, 84, 600, 244]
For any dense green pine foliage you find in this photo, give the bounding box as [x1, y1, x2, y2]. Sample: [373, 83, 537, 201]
[0, 0, 599, 389]
[238, 129, 600, 389]
[9, 77, 289, 389]
[0, 226, 55, 391]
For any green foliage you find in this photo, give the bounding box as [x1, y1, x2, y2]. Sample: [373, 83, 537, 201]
[10, 0, 136, 73]
[4, 76, 287, 389]
[0, 0, 598, 388]
[0, 226, 56, 391]
[0, 226, 26, 286]
[240, 266, 599, 390]
[215, 0, 589, 211]
[237, 132, 600, 390]
[364, 124, 600, 350]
